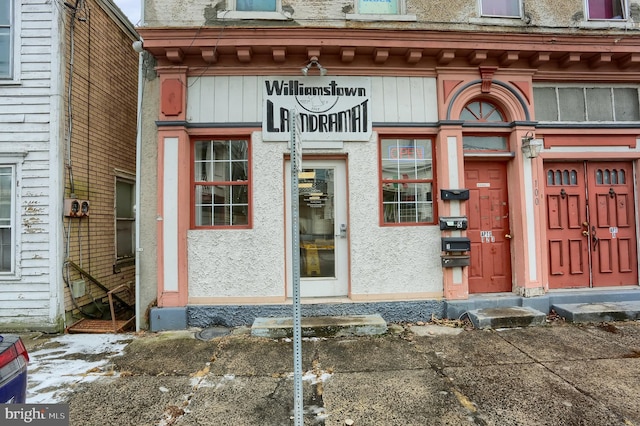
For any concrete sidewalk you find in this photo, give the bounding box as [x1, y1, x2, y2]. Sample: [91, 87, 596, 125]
[21, 319, 640, 425]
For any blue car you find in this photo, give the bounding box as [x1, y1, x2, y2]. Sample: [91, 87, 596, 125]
[0, 335, 29, 403]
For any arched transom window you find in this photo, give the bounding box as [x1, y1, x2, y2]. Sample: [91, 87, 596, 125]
[461, 100, 509, 151]
[460, 100, 505, 122]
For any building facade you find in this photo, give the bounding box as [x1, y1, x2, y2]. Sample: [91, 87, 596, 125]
[0, 0, 138, 331]
[137, 0, 640, 330]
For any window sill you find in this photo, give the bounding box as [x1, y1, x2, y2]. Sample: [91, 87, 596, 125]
[217, 10, 291, 20]
[469, 17, 525, 27]
[0, 77, 21, 86]
[346, 13, 417, 22]
[578, 20, 634, 29]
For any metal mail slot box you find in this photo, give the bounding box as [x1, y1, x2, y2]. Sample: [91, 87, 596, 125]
[441, 255, 471, 268]
[440, 189, 470, 201]
[441, 237, 471, 252]
[439, 216, 468, 230]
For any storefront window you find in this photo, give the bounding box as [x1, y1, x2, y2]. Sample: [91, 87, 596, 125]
[193, 139, 250, 228]
[380, 139, 434, 225]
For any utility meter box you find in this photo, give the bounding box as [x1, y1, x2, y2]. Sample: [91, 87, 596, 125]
[439, 216, 468, 230]
[440, 189, 470, 201]
[441, 237, 471, 252]
[64, 198, 90, 218]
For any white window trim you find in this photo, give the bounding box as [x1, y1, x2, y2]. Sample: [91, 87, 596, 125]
[0, 155, 25, 280]
[0, 0, 21, 84]
[115, 172, 136, 264]
[347, 0, 417, 21]
[478, 0, 523, 19]
[217, 0, 290, 20]
[584, 0, 630, 21]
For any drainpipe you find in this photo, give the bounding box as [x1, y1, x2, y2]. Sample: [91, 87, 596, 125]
[133, 39, 144, 332]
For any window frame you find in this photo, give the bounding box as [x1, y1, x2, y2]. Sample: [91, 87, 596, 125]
[0, 0, 20, 82]
[533, 84, 640, 122]
[585, 0, 629, 20]
[379, 137, 436, 227]
[115, 174, 136, 265]
[191, 137, 252, 230]
[478, 0, 523, 18]
[0, 164, 16, 276]
[347, 0, 416, 21]
[217, 0, 289, 20]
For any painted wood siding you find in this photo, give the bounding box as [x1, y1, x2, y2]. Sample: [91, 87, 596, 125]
[0, 0, 62, 329]
[187, 76, 438, 123]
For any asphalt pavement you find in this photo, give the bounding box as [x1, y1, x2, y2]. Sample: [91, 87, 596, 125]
[19, 319, 640, 426]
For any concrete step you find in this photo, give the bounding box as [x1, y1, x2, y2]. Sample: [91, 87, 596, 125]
[552, 301, 640, 323]
[251, 314, 388, 338]
[466, 306, 547, 329]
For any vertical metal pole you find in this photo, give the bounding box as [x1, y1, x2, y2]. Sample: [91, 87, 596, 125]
[290, 110, 304, 425]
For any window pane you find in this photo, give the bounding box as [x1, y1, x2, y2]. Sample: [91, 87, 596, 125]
[558, 88, 585, 121]
[481, 0, 520, 17]
[533, 88, 559, 121]
[0, 29, 9, 78]
[116, 181, 134, 217]
[0, 228, 10, 271]
[0, 175, 10, 222]
[614, 88, 640, 120]
[588, 0, 625, 19]
[358, 0, 399, 14]
[116, 221, 134, 258]
[236, 0, 276, 11]
[380, 138, 434, 225]
[586, 88, 613, 121]
[462, 136, 508, 151]
[0, 0, 10, 25]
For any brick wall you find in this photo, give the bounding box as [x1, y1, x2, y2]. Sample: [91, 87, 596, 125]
[62, 1, 138, 322]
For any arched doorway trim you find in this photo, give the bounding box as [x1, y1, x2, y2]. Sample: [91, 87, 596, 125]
[446, 79, 531, 122]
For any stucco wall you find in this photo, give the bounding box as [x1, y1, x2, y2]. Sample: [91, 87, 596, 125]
[143, 0, 640, 33]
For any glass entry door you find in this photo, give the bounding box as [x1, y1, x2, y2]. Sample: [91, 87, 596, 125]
[285, 160, 349, 298]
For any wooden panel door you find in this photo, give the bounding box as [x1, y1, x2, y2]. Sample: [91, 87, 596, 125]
[545, 164, 590, 289]
[545, 161, 637, 289]
[465, 162, 512, 293]
[587, 162, 638, 287]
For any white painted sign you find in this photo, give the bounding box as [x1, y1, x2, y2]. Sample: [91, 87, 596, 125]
[263, 77, 372, 142]
[481, 230, 495, 243]
[610, 226, 618, 238]
[476, 183, 490, 187]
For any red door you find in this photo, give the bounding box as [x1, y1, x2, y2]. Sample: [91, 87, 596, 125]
[465, 162, 512, 293]
[545, 162, 637, 289]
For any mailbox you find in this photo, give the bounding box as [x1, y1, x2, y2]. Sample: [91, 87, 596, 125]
[441, 237, 471, 252]
[439, 216, 468, 230]
[440, 189, 470, 201]
[441, 255, 471, 268]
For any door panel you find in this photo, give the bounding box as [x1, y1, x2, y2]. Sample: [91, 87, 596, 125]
[587, 162, 637, 286]
[285, 160, 349, 297]
[465, 162, 512, 293]
[545, 164, 589, 288]
[545, 161, 637, 289]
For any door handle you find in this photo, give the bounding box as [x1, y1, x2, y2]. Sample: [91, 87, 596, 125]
[336, 224, 347, 238]
[591, 226, 599, 251]
[504, 234, 512, 239]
